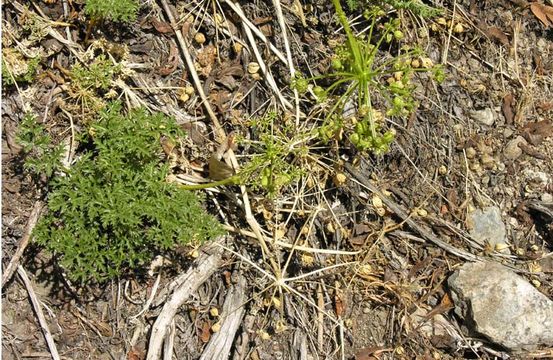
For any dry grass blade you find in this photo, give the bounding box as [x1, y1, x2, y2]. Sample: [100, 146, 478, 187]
[222, 0, 288, 65]
[272, 0, 301, 124]
[158, 0, 225, 143]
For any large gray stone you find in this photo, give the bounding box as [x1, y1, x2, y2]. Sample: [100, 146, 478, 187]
[448, 261, 553, 350]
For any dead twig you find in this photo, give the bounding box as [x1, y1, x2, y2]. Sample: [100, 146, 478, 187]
[272, 0, 301, 124]
[199, 275, 247, 360]
[2, 202, 44, 287]
[222, 0, 288, 65]
[158, 0, 225, 143]
[240, 16, 293, 110]
[17, 265, 61, 360]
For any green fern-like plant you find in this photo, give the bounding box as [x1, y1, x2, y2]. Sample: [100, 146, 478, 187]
[346, 0, 441, 18]
[84, 0, 139, 23]
[16, 113, 65, 177]
[33, 102, 223, 282]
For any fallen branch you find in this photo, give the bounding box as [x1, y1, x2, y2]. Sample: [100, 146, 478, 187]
[146, 241, 224, 360]
[199, 274, 247, 360]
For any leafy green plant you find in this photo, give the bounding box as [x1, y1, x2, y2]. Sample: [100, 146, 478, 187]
[294, 0, 443, 153]
[16, 113, 65, 177]
[32, 103, 223, 282]
[71, 54, 121, 91]
[84, 0, 139, 23]
[242, 112, 306, 197]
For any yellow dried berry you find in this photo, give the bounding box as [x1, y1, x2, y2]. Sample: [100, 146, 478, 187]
[453, 23, 465, 33]
[247, 62, 260, 74]
[194, 32, 206, 44]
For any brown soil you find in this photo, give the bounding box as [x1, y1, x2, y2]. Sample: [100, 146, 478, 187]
[2, 0, 552, 359]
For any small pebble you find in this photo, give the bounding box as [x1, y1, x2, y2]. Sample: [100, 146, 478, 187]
[504, 136, 527, 160]
[466, 147, 477, 159]
[481, 153, 494, 164]
[453, 23, 465, 33]
[194, 32, 206, 44]
[503, 128, 514, 138]
[469, 108, 495, 126]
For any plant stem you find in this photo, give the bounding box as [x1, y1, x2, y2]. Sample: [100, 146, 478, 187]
[331, 0, 361, 69]
[179, 175, 240, 190]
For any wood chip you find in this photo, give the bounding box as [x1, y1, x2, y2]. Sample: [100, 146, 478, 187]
[502, 93, 516, 125]
[482, 24, 510, 46]
[151, 17, 174, 34]
[530, 3, 553, 27]
[158, 42, 179, 76]
[521, 120, 553, 145]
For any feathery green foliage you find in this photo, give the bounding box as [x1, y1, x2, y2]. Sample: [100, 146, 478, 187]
[84, 0, 139, 23]
[17, 113, 65, 177]
[31, 103, 223, 282]
[346, 0, 441, 18]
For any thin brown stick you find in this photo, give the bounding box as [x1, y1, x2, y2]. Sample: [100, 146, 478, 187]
[17, 265, 61, 360]
[158, 0, 225, 143]
[2, 202, 44, 287]
[271, 0, 301, 125]
[222, 0, 288, 65]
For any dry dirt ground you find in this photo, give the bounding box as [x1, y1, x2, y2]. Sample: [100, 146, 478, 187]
[2, 0, 553, 359]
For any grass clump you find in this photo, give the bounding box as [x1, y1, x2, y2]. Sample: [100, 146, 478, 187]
[67, 53, 125, 115]
[31, 102, 223, 282]
[181, 112, 307, 198]
[2, 49, 41, 87]
[242, 112, 306, 197]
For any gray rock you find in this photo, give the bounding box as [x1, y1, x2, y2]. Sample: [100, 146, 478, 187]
[467, 206, 509, 253]
[448, 261, 553, 350]
[542, 193, 553, 203]
[504, 136, 527, 160]
[469, 108, 495, 126]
